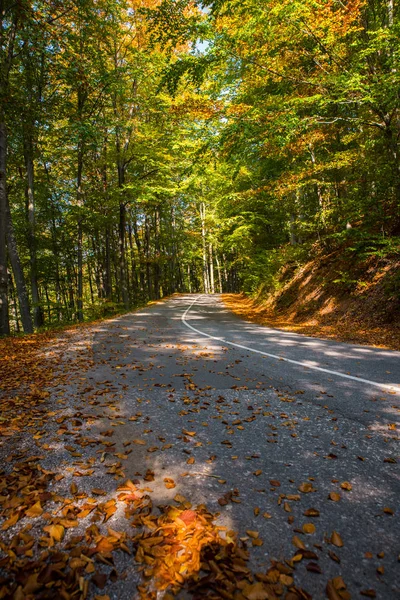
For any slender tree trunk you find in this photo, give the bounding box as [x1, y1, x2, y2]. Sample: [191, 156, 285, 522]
[9, 274, 20, 333]
[5, 194, 33, 333]
[77, 217, 83, 321]
[44, 284, 51, 321]
[309, 145, 325, 232]
[145, 215, 151, 299]
[132, 220, 145, 299]
[0, 122, 9, 335]
[388, 0, 394, 26]
[154, 208, 161, 299]
[200, 202, 209, 294]
[24, 134, 43, 327]
[117, 160, 130, 308]
[76, 137, 84, 322]
[215, 253, 223, 294]
[104, 226, 112, 299]
[209, 242, 215, 293]
[128, 224, 138, 299]
[66, 261, 75, 318]
[50, 205, 62, 321]
[222, 253, 228, 286]
[88, 262, 94, 304]
[91, 236, 103, 298]
[119, 201, 130, 308]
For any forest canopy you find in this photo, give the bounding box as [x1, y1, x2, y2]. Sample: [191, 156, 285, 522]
[0, 0, 399, 335]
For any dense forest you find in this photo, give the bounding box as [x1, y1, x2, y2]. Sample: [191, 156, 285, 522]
[0, 0, 399, 336]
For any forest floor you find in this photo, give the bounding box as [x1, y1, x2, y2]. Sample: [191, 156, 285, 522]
[0, 294, 399, 600]
[223, 249, 400, 351]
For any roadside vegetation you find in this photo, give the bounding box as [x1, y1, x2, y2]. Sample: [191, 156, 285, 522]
[1, 0, 399, 342]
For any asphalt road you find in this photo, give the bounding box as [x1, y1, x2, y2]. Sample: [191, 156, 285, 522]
[76, 293, 399, 599]
[182, 294, 400, 425]
[14, 293, 399, 599]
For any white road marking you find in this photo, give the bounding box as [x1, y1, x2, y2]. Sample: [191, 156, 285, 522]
[181, 295, 400, 394]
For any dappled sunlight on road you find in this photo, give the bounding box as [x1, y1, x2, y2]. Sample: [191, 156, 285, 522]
[1, 295, 399, 599]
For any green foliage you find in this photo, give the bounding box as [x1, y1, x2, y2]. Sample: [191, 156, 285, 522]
[2, 0, 400, 334]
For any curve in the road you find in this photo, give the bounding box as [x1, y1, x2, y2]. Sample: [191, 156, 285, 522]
[181, 294, 400, 394]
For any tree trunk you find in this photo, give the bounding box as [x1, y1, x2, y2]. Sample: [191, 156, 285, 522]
[132, 219, 145, 299]
[209, 242, 215, 293]
[119, 201, 130, 308]
[77, 217, 83, 321]
[388, 0, 394, 26]
[215, 253, 223, 293]
[5, 194, 33, 333]
[104, 226, 112, 299]
[0, 122, 9, 335]
[145, 215, 151, 299]
[9, 274, 20, 333]
[24, 134, 43, 327]
[200, 202, 209, 294]
[76, 136, 84, 322]
[128, 224, 138, 300]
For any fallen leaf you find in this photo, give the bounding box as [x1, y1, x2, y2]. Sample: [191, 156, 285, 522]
[329, 492, 341, 502]
[43, 524, 65, 542]
[303, 523, 316, 534]
[299, 482, 315, 493]
[331, 531, 344, 547]
[25, 501, 43, 518]
[246, 530, 259, 539]
[292, 536, 306, 550]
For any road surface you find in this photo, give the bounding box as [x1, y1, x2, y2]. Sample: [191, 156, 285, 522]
[4, 293, 399, 599]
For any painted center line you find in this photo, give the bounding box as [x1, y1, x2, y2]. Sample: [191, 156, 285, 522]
[181, 295, 400, 394]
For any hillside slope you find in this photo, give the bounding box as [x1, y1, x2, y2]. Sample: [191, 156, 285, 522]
[223, 244, 400, 350]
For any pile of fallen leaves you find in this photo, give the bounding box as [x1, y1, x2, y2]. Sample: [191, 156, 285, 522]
[131, 492, 312, 600]
[0, 459, 312, 600]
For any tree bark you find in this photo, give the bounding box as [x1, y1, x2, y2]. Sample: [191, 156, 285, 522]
[5, 193, 33, 333]
[215, 253, 223, 294]
[0, 122, 10, 335]
[76, 83, 84, 322]
[104, 226, 112, 299]
[24, 134, 43, 327]
[209, 242, 215, 293]
[200, 202, 209, 294]
[119, 200, 130, 308]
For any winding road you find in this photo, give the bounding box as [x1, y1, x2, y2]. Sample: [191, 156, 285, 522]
[16, 293, 399, 599]
[80, 293, 399, 598]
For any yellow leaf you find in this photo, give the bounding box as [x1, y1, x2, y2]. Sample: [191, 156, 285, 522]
[25, 501, 43, 518]
[174, 494, 186, 504]
[329, 492, 341, 502]
[1, 513, 19, 530]
[280, 574, 294, 586]
[242, 582, 270, 600]
[246, 530, 259, 539]
[303, 523, 315, 534]
[298, 482, 315, 493]
[44, 524, 65, 542]
[92, 489, 107, 496]
[292, 536, 305, 550]
[340, 482, 352, 491]
[331, 531, 344, 547]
